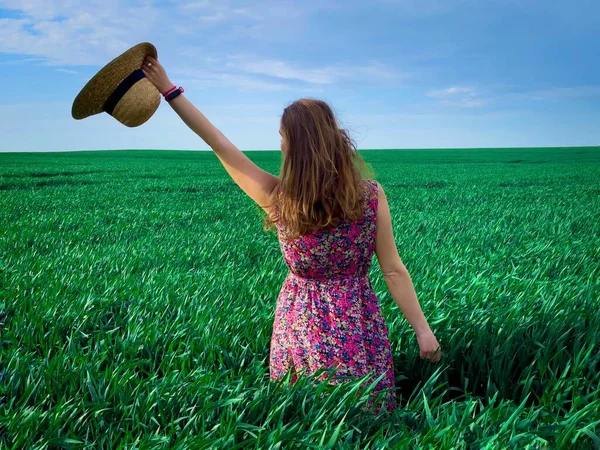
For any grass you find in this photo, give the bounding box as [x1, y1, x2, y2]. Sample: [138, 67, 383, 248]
[0, 146, 599, 449]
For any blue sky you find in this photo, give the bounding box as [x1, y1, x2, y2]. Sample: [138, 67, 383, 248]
[0, 0, 598, 152]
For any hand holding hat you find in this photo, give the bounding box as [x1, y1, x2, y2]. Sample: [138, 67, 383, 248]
[73, 43, 212, 151]
[140, 56, 174, 95]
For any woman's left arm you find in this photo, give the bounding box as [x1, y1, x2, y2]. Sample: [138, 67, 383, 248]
[141, 56, 279, 209]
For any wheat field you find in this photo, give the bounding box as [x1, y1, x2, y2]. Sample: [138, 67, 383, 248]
[1, 147, 599, 449]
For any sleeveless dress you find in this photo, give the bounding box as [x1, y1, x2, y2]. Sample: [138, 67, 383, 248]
[269, 179, 397, 413]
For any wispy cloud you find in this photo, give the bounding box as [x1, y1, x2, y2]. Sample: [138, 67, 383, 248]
[165, 52, 405, 92]
[427, 86, 486, 107]
[425, 84, 600, 109]
[55, 68, 79, 75]
[371, 0, 461, 17]
[175, 72, 295, 92]
[523, 86, 600, 100]
[0, 57, 45, 65]
[427, 86, 475, 98]
[172, 0, 309, 21]
[223, 55, 405, 86]
[227, 58, 335, 84]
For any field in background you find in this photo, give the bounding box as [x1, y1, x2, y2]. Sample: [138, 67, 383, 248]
[1, 147, 599, 448]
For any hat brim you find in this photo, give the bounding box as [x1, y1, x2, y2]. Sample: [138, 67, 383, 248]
[72, 42, 158, 120]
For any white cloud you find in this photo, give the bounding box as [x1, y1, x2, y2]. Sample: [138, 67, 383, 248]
[161, 51, 405, 93]
[524, 86, 600, 100]
[424, 84, 600, 109]
[426, 86, 486, 108]
[455, 98, 486, 107]
[55, 68, 79, 74]
[223, 55, 405, 86]
[177, 1, 212, 11]
[427, 86, 475, 98]
[176, 72, 296, 92]
[0, 1, 160, 65]
[167, 0, 318, 43]
[0, 57, 45, 65]
[372, 0, 461, 17]
[227, 58, 336, 84]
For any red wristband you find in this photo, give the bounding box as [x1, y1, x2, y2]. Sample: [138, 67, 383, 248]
[165, 86, 185, 102]
[161, 86, 177, 96]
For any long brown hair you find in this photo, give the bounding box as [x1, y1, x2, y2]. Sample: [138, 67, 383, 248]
[261, 98, 375, 240]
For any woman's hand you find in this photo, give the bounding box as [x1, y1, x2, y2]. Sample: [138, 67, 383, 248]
[417, 329, 441, 363]
[141, 56, 174, 94]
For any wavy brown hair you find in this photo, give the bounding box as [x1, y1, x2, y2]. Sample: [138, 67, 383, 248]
[261, 98, 375, 240]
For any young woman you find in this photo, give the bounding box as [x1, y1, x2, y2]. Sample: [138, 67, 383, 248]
[141, 56, 441, 413]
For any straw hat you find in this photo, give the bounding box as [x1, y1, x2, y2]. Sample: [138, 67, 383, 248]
[72, 42, 161, 127]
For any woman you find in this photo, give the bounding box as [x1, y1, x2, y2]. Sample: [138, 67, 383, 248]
[141, 56, 441, 413]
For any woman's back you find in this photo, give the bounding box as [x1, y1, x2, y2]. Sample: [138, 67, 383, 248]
[275, 179, 378, 282]
[270, 178, 398, 413]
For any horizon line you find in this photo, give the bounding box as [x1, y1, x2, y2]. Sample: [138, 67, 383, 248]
[0, 145, 598, 154]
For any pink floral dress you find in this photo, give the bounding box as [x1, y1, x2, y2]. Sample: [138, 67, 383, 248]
[269, 179, 397, 413]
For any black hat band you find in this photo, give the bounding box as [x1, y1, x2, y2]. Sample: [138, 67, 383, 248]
[102, 69, 146, 116]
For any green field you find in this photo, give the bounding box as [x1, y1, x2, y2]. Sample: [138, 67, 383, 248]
[1, 147, 599, 449]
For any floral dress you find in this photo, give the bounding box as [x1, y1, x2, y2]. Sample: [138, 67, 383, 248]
[269, 179, 397, 413]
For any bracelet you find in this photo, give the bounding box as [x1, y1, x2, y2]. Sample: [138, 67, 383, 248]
[165, 86, 184, 102]
[161, 85, 177, 96]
